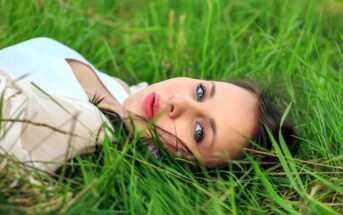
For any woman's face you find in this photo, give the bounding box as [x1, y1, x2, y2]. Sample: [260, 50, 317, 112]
[123, 77, 259, 167]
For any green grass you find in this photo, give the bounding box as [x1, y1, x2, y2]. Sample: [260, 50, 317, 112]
[0, 0, 342, 214]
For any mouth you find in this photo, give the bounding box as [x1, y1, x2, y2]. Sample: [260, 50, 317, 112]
[142, 92, 161, 120]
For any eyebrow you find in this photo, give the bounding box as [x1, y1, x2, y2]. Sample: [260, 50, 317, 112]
[209, 81, 217, 148]
[209, 118, 217, 148]
[210, 81, 216, 98]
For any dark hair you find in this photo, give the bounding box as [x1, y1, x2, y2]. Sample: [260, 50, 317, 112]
[227, 80, 298, 161]
[54, 83, 298, 178]
[98, 81, 298, 164]
[93, 82, 299, 162]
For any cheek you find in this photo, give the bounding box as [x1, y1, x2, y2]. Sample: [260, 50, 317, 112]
[155, 78, 192, 95]
[154, 117, 193, 149]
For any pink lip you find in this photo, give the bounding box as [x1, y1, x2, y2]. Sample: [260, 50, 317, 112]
[142, 92, 161, 120]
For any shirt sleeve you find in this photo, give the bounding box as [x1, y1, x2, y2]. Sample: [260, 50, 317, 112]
[0, 69, 111, 173]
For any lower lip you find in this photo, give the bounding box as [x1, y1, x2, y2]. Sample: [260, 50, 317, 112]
[142, 92, 161, 120]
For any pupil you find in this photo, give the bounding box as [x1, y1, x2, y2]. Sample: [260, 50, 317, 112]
[196, 129, 202, 141]
[198, 87, 204, 100]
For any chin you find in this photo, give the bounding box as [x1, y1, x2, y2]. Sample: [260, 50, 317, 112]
[123, 95, 138, 114]
[122, 96, 145, 128]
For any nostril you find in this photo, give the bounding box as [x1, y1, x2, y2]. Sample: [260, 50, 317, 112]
[170, 104, 174, 113]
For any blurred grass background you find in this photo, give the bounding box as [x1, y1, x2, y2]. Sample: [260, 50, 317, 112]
[0, 0, 342, 214]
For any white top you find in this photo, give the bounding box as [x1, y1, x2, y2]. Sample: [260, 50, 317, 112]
[0, 37, 129, 105]
[0, 37, 139, 174]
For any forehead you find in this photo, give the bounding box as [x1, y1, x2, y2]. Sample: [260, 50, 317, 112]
[204, 81, 259, 160]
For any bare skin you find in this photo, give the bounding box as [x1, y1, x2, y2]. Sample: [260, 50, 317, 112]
[66, 59, 128, 116]
[123, 78, 259, 167]
[67, 59, 259, 167]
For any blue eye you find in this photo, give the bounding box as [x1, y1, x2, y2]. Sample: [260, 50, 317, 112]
[196, 83, 206, 101]
[194, 123, 205, 143]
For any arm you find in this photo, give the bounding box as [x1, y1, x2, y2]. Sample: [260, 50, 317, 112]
[0, 70, 111, 174]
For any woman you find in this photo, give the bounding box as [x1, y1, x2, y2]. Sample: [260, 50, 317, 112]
[0, 37, 296, 175]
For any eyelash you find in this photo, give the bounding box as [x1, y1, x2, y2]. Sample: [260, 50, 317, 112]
[194, 83, 206, 144]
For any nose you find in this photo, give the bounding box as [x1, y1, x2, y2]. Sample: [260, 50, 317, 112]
[168, 93, 199, 119]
